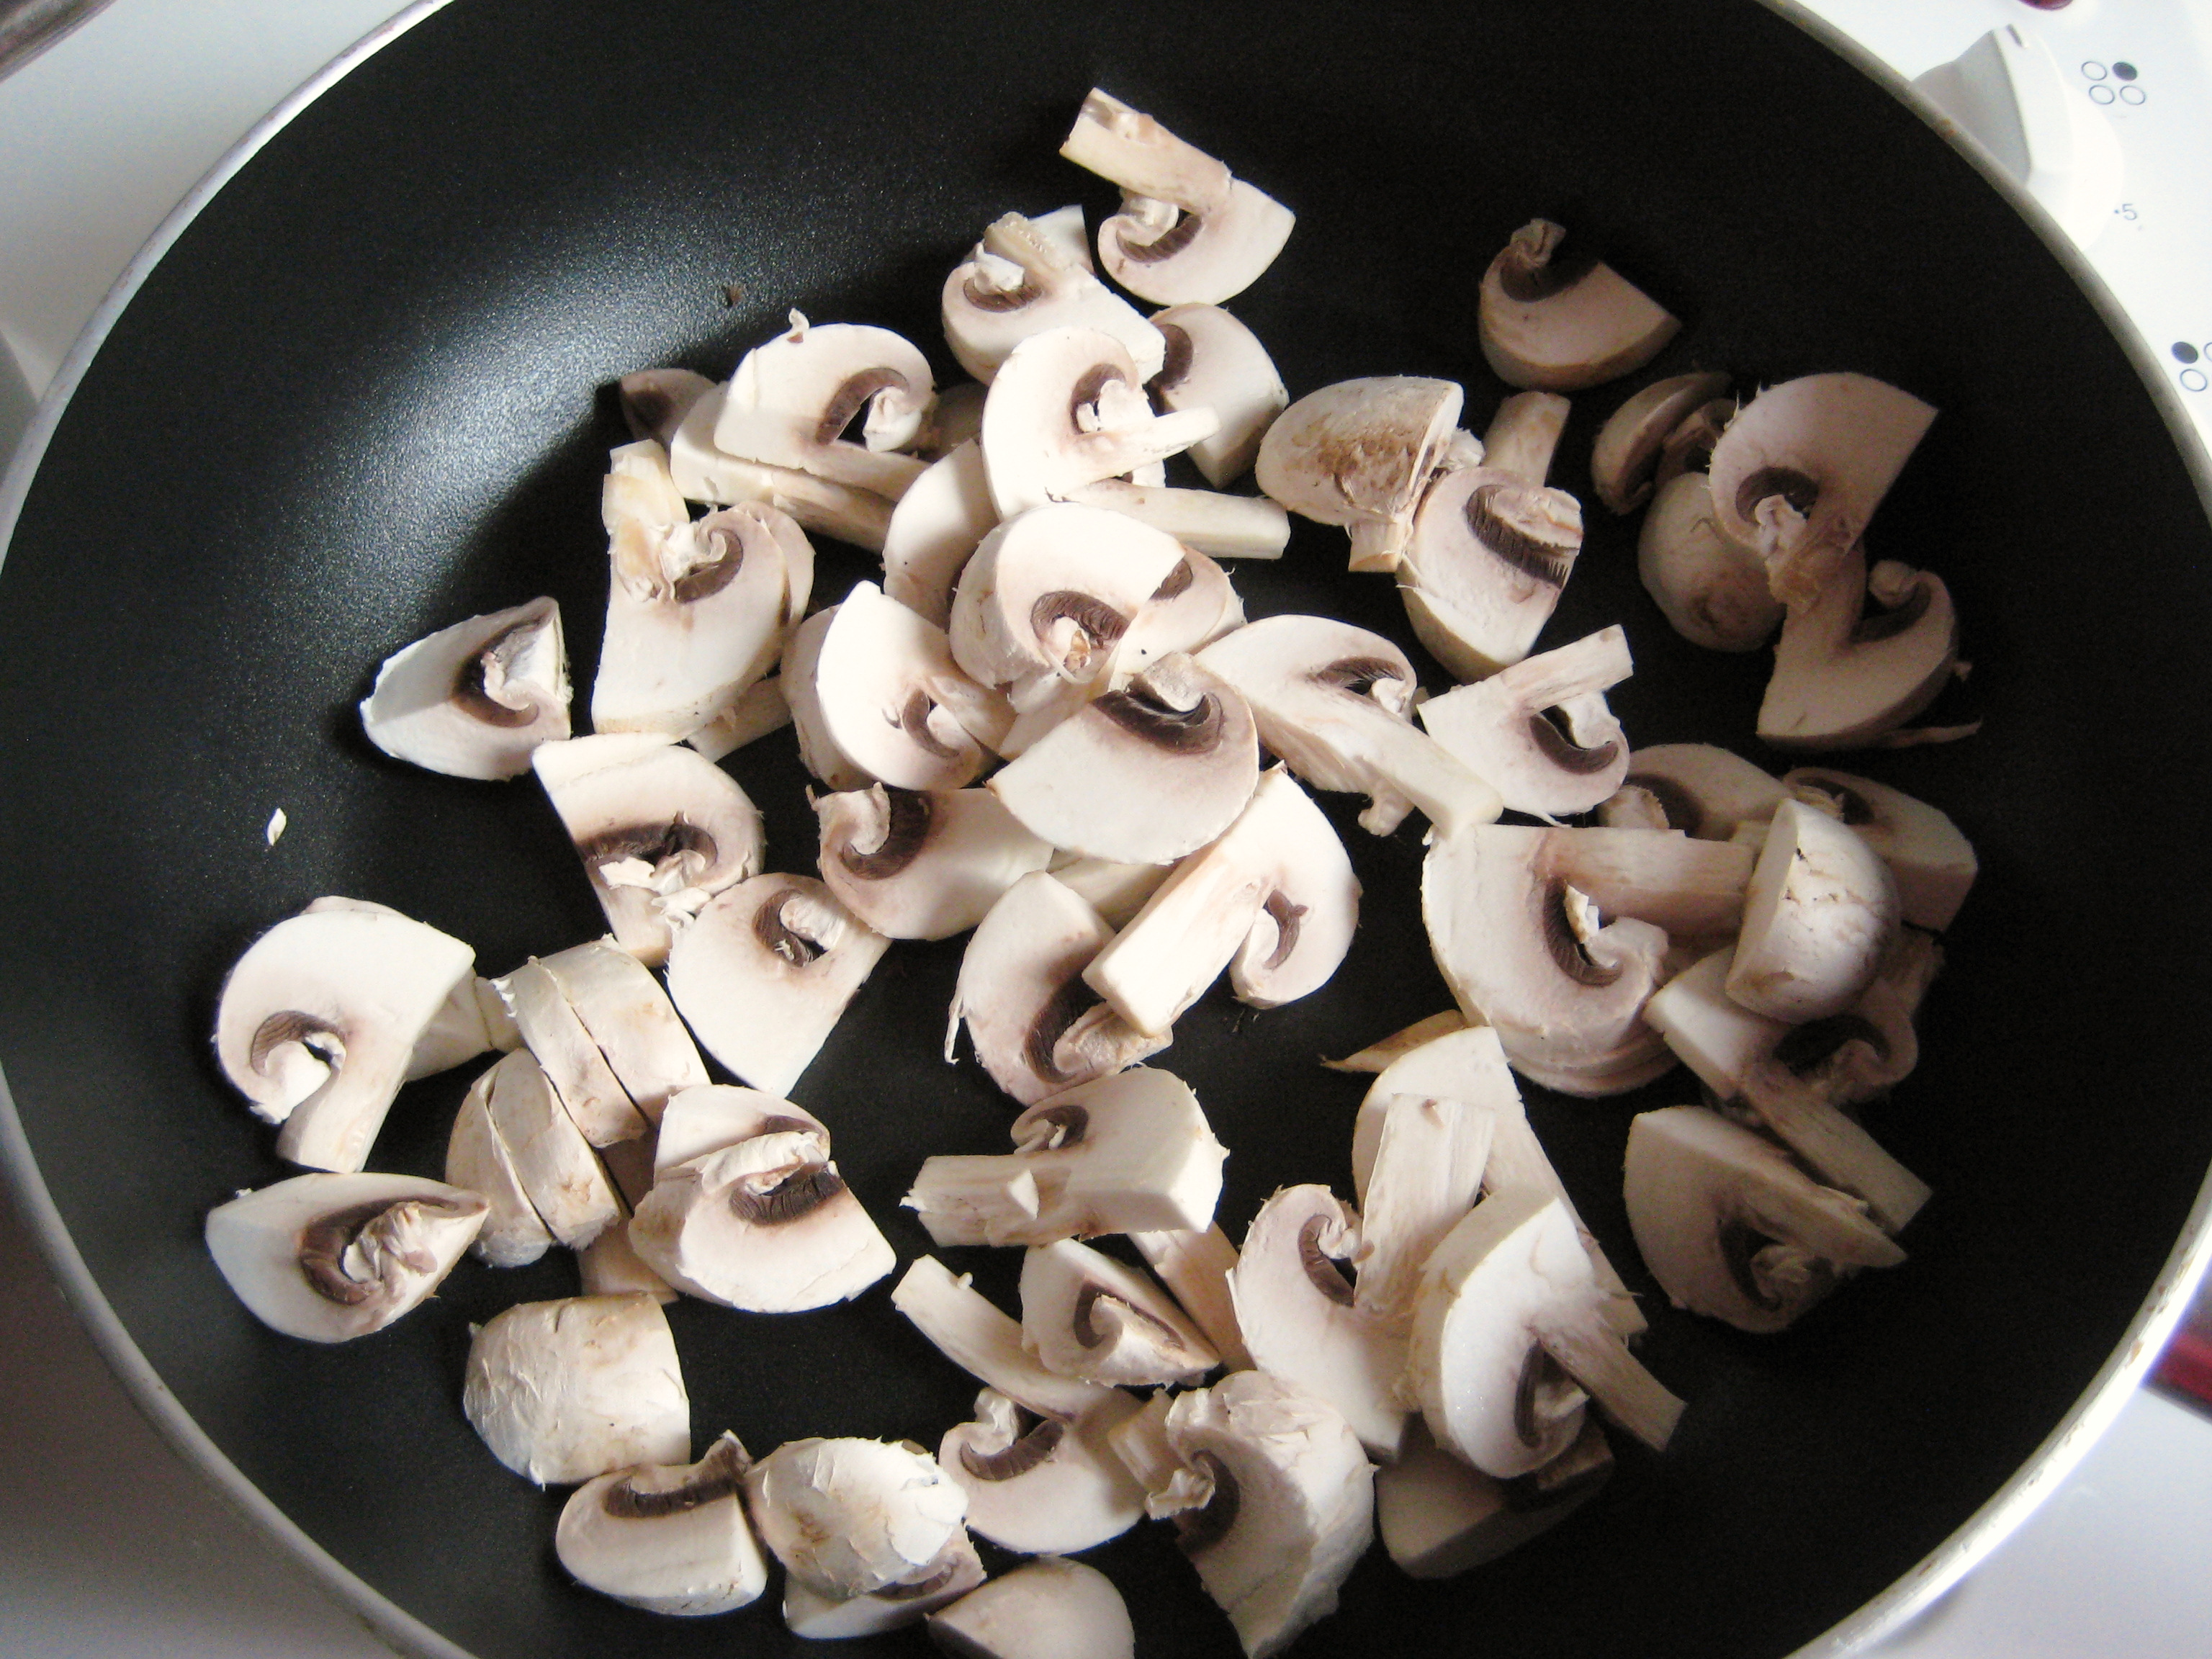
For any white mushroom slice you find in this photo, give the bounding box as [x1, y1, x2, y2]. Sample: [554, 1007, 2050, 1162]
[1044, 853, 1175, 928]
[1198, 615, 1501, 835]
[943, 209, 1165, 384]
[989, 652, 1260, 865]
[577, 1201, 677, 1305]
[684, 674, 793, 763]
[817, 785, 1054, 942]
[1639, 469, 1781, 652]
[214, 901, 476, 1172]
[1599, 742, 1788, 838]
[1375, 1417, 1612, 1578]
[904, 1067, 1227, 1246]
[921, 379, 990, 458]
[927, 1555, 1136, 1659]
[745, 1436, 970, 1601]
[1624, 1105, 1907, 1332]
[1117, 548, 1244, 674]
[1727, 798, 1899, 1022]
[555, 1434, 765, 1615]
[1477, 219, 1679, 392]
[1784, 768, 1977, 931]
[537, 938, 708, 1123]
[654, 1084, 825, 1174]
[1708, 372, 1938, 606]
[618, 367, 716, 446]
[1021, 1238, 1219, 1386]
[1352, 1094, 1496, 1328]
[445, 1061, 555, 1267]
[1254, 377, 1462, 572]
[940, 1392, 1148, 1558]
[405, 971, 515, 1081]
[884, 440, 997, 629]
[1321, 1011, 1472, 1075]
[491, 956, 649, 1146]
[670, 383, 898, 552]
[1082, 765, 1357, 1035]
[781, 1539, 984, 1639]
[1478, 391, 1572, 487]
[1643, 946, 1790, 1101]
[1398, 459, 1583, 680]
[477, 1048, 621, 1250]
[1758, 534, 1961, 750]
[891, 1256, 1128, 1422]
[1406, 1191, 1683, 1478]
[1147, 304, 1287, 485]
[711, 313, 934, 498]
[981, 325, 1218, 519]
[663, 874, 890, 1096]
[1528, 825, 1756, 940]
[533, 733, 765, 966]
[205, 1172, 486, 1342]
[1730, 1061, 1933, 1235]
[359, 597, 570, 779]
[1103, 1389, 1203, 1513]
[1068, 477, 1291, 560]
[630, 1130, 894, 1311]
[1130, 1224, 1254, 1370]
[1417, 626, 1633, 818]
[1591, 372, 1732, 513]
[1159, 1370, 1375, 1659]
[463, 1293, 690, 1486]
[1228, 1185, 1406, 1458]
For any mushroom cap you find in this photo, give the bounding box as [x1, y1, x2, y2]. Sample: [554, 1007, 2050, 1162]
[1398, 463, 1583, 678]
[462, 1294, 691, 1486]
[940, 1390, 1148, 1556]
[817, 785, 1056, 942]
[1591, 371, 1732, 514]
[1477, 219, 1680, 392]
[477, 1047, 621, 1250]
[1253, 377, 1462, 571]
[926, 1555, 1136, 1659]
[1097, 180, 1295, 308]
[744, 1436, 970, 1601]
[1020, 1238, 1219, 1386]
[444, 1061, 556, 1267]
[1416, 626, 1634, 819]
[536, 937, 709, 1123]
[1727, 798, 1900, 1022]
[1783, 767, 1977, 932]
[1599, 742, 1788, 839]
[712, 315, 935, 498]
[942, 209, 1166, 384]
[359, 595, 570, 779]
[883, 439, 998, 629]
[554, 1433, 766, 1616]
[1148, 304, 1288, 486]
[809, 581, 1007, 791]
[663, 873, 890, 1097]
[204, 1172, 487, 1342]
[1637, 471, 1781, 651]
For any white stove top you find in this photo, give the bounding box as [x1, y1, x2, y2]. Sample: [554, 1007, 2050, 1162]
[1, 4, 2208, 1657]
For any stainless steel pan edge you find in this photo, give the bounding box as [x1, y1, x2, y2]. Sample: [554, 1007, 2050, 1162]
[0, 3, 2208, 1658]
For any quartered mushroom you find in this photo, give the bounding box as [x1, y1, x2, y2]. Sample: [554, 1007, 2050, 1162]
[533, 732, 765, 966]
[1417, 626, 1634, 819]
[1624, 1105, 1906, 1333]
[1591, 371, 1732, 514]
[939, 1390, 1149, 1558]
[205, 1172, 486, 1341]
[213, 899, 477, 1172]
[669, 379, 899, 552]
[1375, 1417, 1613, 1578]
[663, 873, 889, 1096]
[1758, 538, 1962, 750]
[1350, 1093, 1496, 1330]
[712, 313, 936, 499]
[1597, 742, 1788, 838]
[1147, 303, 1288, 485]
[1477, 218, 1679, 392]
[1020, 1237, 1219, 1386]
[463, 1293, 691, 1486]
[883, 439, 998, 629]
[1632, 395, 1781, 652]
[444, 1060, 556, 1267]
[490, 956, 652, 1146]
[554, 1433, 767, 1616]
[744, 1437, 973, 1607]
[1060, 88, 1295, 307]
[536, 938, 708, 1123]
[1727, 797, 1899, 1022]
[359, 596, 570, 779]
[817, 785, 1055, 941]
[1784, 769, 1978, 931]
[473, 1047, 621, 1250]
[943, 207, 1165, 383]
[1253, 376, 1462, 572]
[925, 1555, 1137, 1659]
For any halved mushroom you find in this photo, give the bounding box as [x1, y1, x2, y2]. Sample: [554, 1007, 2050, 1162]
[1477, 219, 1678, 392]
[744, 1437, 971, 1604]
[669, 381, 898, 552]
[1118, 548, 1245, 674]
[445, 1061, 556, 1267]
[926, 1555, 1136, 1659]
[1784, 768, 1978, 931]
[205, 1172, 486, 1341]
[711, 313, 935, 498]
[490, 956, 651, 1146]
[1129, 1224, 1254, 1371]
[213, 899, 477, 1172]
[1727, 797, 1899, 1022]
[663, 874, 890, 1096]
[817, 785, 1055, 942]
[1146, 304, 1287, 485]
[476, 1047, 622, 1249]
[1158, 1369, 1375, 1659]
[1591, 371, 1732, 514]
[1228, 1184, 1407, 1460]
[943, 208, 1166, 383]
[1020, 1238, 1219, 1386]
[463, 1293, 691, 1486]
[939, 1390, 1148, 1557]
[1758, 535, 1962, 750]
[1416, 626, 1633, 818]
[359, 596, 570, 778]
[1060, 89, 1295, 307]
[1597, 742, 1787, 838]
[1253, 377, 1462, 572]
[533, 732, 765, 966]
[536, 938, 708, 1123]
[629, 1126, 894, 1311]
[554, 1433, 766, 1615]
[904, 1067, 1227, 1246]
[1197, 615, 1501, 835]
[1406, 1190, 1684, 1478]
[884, 439, 998, 629]
[1375, 1417, 1613, 1578]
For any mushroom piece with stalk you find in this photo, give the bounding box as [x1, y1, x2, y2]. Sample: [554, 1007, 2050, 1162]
[554, 1433, 767, 1616]
[1784, 768, 1978, 932]
[1416, 626, 1634, 819]
[652, 1084, 825, 1174]
[205, 1172, 487, 1342]
[1117, 547, 1246, 674]
[1590, 370, 1732, 514]
[711, 313, 935, 499]
[1020, 1237, 1220, 1387]
[668, 380, 898, 552]
[942, 207, 1165, 384]
[883, 439, 997, 629]
[817, 784, 1055, 942]
[1146, 303, 1288, 485]
[1727, 797, 1899, 1023]
[1477, 218, 1679, 392]
[359, 595, 570, 779]
[891, 1256, 1131, 1425]
[938, 1391, 1149, 1557]
[1596, 742, 1788, 838]
[926, 1555, 1136, 1659]
[463, 1293, 691, 1486]
[1253, 375, 1462, 572]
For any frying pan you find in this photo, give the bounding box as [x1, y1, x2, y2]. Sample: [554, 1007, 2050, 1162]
[3, 1, 2209, 1655]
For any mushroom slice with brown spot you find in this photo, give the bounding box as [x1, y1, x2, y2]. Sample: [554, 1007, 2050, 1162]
[359, 596, 570, 780]
[533, 732, 764, 966]
[1597, 742, 1788, 838]
[477, 1048, 622, 1250]
[1784, 768, 1978, 930]
[711, 313, 935, 498]
[989, 652, 1260, 864]
[1406, 1190, 1684, 1479]
[1591, 371, 1732, 514]
[630, 1125, 894, 1311]
[214, 900, 477, 1172]
[940, 1390, 1148, 1557]
[1159, 1370, 1374, 1659]
[668, 381, 897, 552]
[554, 1434, 764, 1616]
[1727, 797, 1900, 1022]
[1253, 377, 1462, 572]
[1417, 626, 1634, 819]
[490, 956, 651, 1146]
[943, 208, 1166, 384]
[204, 1172, 486, 1341]
[818, 785, 1055, 942]
[1624, 1105, 1907, 1333]
[884, 439, 998, 629]
[1757, 536, 1963, 750]
[745, 1437, 973, 1609]
[445, 1060, 555, 1267]
[1198, 615, 1501, 836]
[537, 938, 708, 1125]
[927, 1555, 1136, 1659]
[1148, 304, 1288, 486]
[1021, 1238, 1219, 1386]
[1477, 219, 1679, 392]
[1376, 1416, 1612, 1578]
[464, 1294, 691, 1486]
[891, 1256, 1131, 1422]
[663, 873, 889, 1097]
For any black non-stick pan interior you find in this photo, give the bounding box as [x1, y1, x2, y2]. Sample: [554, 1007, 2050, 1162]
[3, 1, 2209, 1656]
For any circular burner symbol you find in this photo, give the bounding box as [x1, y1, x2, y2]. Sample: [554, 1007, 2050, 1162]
[2121, 86, 2147, 104]
[2090, 84, 2117, 104]
[2113, 63, 2139, 81]
[2182, 369, 2209, 393]
[2177, 343, 2203, 365]
[2083, 60, 2108, 80]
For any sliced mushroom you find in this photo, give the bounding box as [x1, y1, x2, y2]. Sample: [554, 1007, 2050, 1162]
[884, 439, 998, 629]
[536, 938, 708, 1123]
[781, 1538, 984, 1639]
[554, 1433, 766, 1615]
[891, 1255, 1130, 1423]
[817, 785, 1055, 942]
[943, 208, 1165, 383]
[204, 1172, 486, 1341]
[669, 380, 898, 552]
[1129, 1224, 1254, 1371]
[1783, 768, 1977, 931]
[685, 674, 793, 763]
[939, 1390, 1148, 1558]
[652, 1084, 826, 1174]
[490, 956, 651, 1146]
[533, 733, 765, 966]
[662, 874, 890, 1096]
[462, 1293, 690, 1486]
[1253, 377, 1462, 572]
[1591, 371, 1732, 514]
[1020, 1238, 1219, 1386]
[444, 1061, 555, 1267]
[1416, 626, 1634, 818]
[1044, 853, 1177, 928]
[1729, 1060, 1933, 1235]
[1351, 1093, 1496, 1328]
[1320, 1010, 1470, 1075]
[1062, 477, 1291, 562]
[477, 1047, 622, 1250]
[926, 1555, 1136, 1659]
[405, 968, 516, 1081]
[213, 899, 477, 1172]
[1397, 449, 1584, 681]
[744, 1436, 971, 1603]
[1597, 742, 1787, 838]
[619, 367, 716, 446]
[1727, 797, 1899, 1022]
[711, 313, 935, 498]
[1147, 304, 1288, 485]
[1375, 1416, 1612, 1578]
[1117, 548, 1245, 673]
[1758, 537, 1961, 750]
[1477, 219, 1678, 392]
[1639, 468, 1781, 652]
[359, 596, 570, 779]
